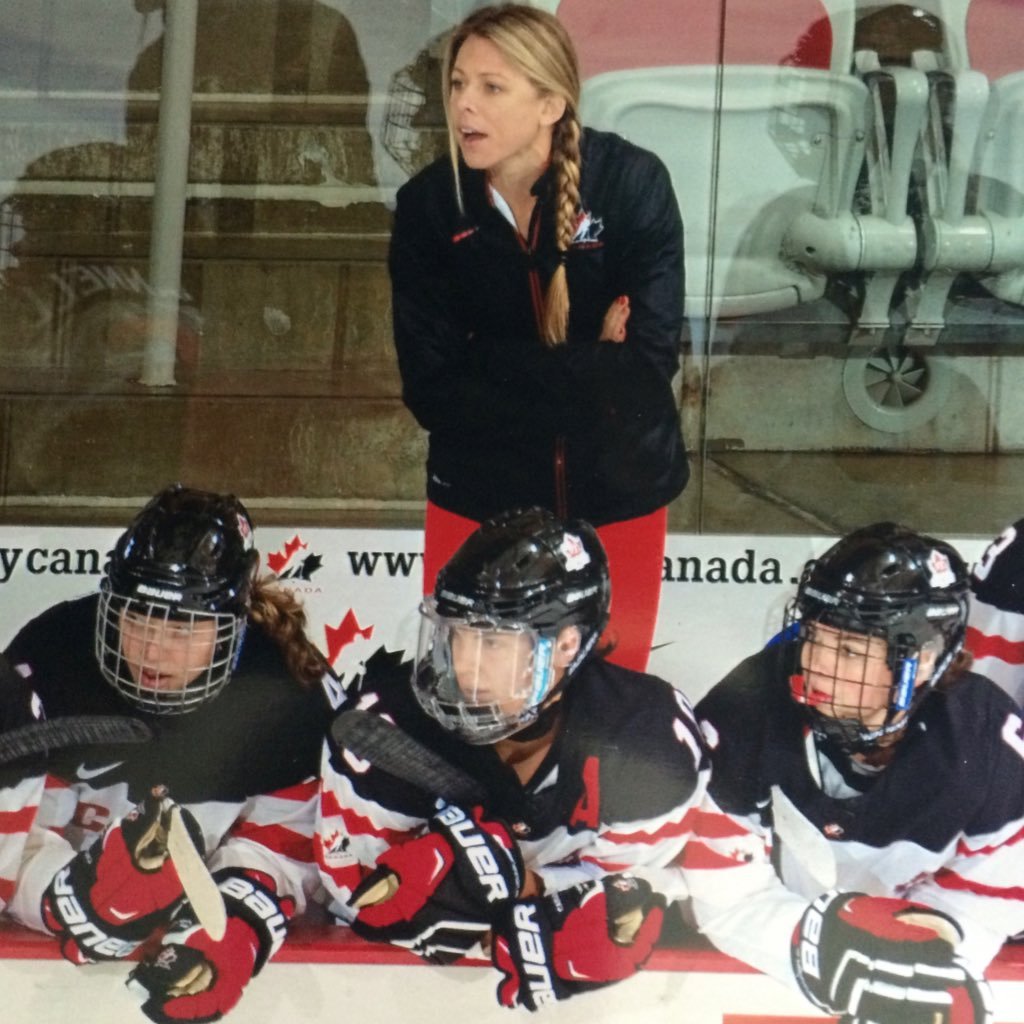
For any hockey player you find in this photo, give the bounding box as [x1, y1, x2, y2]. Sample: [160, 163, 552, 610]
[317, 506, 703, 1008]
[694, 522, 1024, 995]
[966, 517, 1024, 705]
[1, 484, 329, 1022]
[318, 509, 991, 1020]
[0, 651, 51, 915]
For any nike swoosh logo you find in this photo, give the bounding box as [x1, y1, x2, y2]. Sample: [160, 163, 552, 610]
[107, 906, 136, 921]
[76, 762, 124, 780]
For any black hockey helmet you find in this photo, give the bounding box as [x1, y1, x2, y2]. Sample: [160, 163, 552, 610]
[106, 484, 258, 615]
[435, 506, 610, 640]
[785, 521, 968, 752]
[414, 507, 610, 743]
[96, 484, 259, 714]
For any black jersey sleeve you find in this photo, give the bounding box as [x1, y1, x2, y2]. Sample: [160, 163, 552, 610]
[970, 519, 1024, 612]
[695, 645, 794, 822]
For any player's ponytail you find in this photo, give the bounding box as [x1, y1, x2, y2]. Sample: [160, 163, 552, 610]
[542, 112, 581, 345]
[933, 647, 974, 693]
[248, 578, 328, 687]
[442, 5, 582, 345]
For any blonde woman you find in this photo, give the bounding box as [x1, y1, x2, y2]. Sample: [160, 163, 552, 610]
[391, 3, 687, 672]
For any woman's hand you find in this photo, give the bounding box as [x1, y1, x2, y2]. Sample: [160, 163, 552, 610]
[600, 295, 630, 342]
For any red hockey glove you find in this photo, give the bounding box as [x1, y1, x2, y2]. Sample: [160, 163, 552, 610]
[492, 874, 665, 1011]
[348, 802, 523, 964]
[127, 868, 293, 1024]
[792, 890, 993, 1024]
[42, 789, 203, 964]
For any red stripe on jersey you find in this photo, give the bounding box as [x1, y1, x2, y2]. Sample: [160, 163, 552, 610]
[0, 878, 13, 904]
[231, 821, 315, 864]
[321, 789, 411, 846]
[579, 856, 635, 873]
[266, 779, 318, 804]
[602, 807, 699, 846]
[934, 867, 1024, 902]
[320, 788, 344, 817]
[0, 806, 37, 835]
[678, 842, 748, 871]
[965, 626, 1024, 665]
[688, 809, 753, 841]
[43, 775, 69, 791]
[956, 822, 1024, 858]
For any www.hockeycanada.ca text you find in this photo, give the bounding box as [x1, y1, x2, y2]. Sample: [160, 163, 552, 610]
[341, 549, 790, 585]
[0, 545, 791, 586]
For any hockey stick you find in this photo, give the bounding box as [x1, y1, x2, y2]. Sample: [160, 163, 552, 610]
[330, 709, 486, 807]
[166, 804, 227, 942]
[0, 715, 153, 766]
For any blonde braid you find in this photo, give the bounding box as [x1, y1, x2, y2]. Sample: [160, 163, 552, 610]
[248, 577, 329, 687]
[542, 113, 582, 345]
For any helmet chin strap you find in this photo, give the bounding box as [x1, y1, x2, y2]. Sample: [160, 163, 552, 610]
[506, 690, 565, 743]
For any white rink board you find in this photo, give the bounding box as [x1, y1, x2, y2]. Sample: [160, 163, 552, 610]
[1, 956, 1023, 1024]
[0, 525, 992, 706]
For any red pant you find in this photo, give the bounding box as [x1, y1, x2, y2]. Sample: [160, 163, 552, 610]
[422, 502, 666, 673]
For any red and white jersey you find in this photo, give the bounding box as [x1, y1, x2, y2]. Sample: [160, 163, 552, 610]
[969, 519, 1024, 704]
[0, 776, 46, 913]
[696, 641, 1024, 978]
[1, 595, 328, 931]
[0, 653, 47, 912]
[316, 649, 709, 920]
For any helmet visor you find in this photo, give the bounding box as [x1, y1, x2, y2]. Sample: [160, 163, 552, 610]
[412, 598, 555, 743]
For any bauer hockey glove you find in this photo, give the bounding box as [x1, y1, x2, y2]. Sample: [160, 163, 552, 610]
[42, 788, 204, 965]
[792, 890, 994, 1024]
[127, 867, 293, 1024]
[348, 802, 523, 964]
[492, 874, 665, 1011]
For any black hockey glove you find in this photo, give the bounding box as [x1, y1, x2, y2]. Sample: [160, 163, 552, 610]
[792, 890, 993, 1024]
[127, 868, 293, 1024]
[492, 874, 665, 1011]
[42, 789, 203, 964]
[348, 802, 523, 964]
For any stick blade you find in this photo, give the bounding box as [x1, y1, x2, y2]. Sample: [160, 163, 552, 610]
[0, 715, 153, 766]
[331, 709, 486, 806]
[167, 805, 227, 942]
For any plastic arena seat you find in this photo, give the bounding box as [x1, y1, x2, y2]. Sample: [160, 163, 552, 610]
[569, 0, 868, 320]
[953, 0, 1024, 308]
[584, 64, 872, 321]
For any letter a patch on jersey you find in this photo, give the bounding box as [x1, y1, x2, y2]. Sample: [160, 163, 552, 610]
[570, 756, 600, 831]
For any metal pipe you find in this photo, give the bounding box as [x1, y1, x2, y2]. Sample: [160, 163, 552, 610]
[141, 0, 198, 387]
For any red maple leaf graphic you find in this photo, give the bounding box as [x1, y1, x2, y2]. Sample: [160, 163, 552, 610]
[266, 534, 307, 575]
[325, 609, 374, 665]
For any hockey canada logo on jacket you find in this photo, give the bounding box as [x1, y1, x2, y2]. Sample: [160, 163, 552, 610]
[571, 209, 604, 249]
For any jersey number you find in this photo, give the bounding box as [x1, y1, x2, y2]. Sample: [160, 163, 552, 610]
[570, 756, 600, 831]
[974, 525, 1018, 583]
[1001, 713, 1024, 760]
